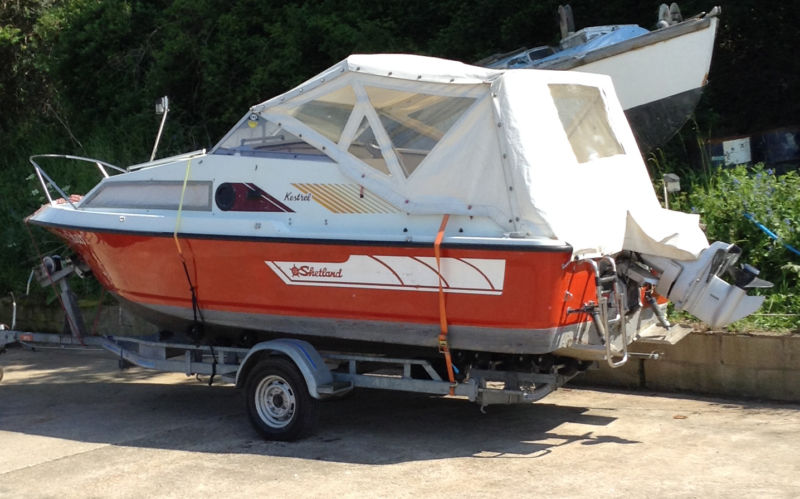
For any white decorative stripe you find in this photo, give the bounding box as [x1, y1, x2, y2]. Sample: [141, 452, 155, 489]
[266, 255, 505, 295]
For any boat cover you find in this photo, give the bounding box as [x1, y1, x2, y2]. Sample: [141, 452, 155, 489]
[533, 25, 650, 67]
[218, 54, 707, 260]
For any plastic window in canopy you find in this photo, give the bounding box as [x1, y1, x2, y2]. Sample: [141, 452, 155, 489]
[347, 116, 392, 176]
[213, 115, 328, 158]
[549, 84, 624, 164]
[289, 85, 356, 143]
[364, 86, 476, 177]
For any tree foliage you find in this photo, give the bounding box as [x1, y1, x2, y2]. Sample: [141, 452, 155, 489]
[0, 0, 798, 295]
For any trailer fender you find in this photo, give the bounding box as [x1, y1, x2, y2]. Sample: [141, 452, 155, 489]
[236, 339, 333, 399]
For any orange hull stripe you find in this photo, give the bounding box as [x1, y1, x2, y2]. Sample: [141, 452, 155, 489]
[52, 228, 597, 330]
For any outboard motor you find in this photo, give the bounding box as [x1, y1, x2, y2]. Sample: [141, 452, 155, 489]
[640, 241, 772, 328]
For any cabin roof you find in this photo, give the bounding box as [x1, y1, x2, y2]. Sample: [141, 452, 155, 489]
[213, 54, 707, 259]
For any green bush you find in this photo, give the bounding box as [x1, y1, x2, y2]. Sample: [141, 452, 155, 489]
[669, 163, 800, 332]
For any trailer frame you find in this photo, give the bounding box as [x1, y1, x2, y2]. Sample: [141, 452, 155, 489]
[1, 327, 573, 440]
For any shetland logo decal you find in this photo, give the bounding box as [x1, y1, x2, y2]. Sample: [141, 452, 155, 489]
[266, 255, 505, 295]
[289, 265, 343, 278]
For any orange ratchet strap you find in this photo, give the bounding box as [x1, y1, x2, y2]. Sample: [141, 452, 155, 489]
[434, 214, 456, 395]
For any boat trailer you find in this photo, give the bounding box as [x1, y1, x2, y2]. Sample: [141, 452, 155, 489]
[0, 328, 577, 441]
[0, 256, 583, 441]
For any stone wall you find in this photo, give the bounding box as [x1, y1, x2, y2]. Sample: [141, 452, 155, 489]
[0, 298, 157, 337]
[574, 331, 800, 402]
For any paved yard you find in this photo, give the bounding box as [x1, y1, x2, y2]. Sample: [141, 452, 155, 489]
[1, 345, 799, 498]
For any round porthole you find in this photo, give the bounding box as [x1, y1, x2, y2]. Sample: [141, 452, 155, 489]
[215, 183, 236, 211]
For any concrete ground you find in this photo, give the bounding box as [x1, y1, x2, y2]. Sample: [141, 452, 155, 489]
[1, 345, 799, 498]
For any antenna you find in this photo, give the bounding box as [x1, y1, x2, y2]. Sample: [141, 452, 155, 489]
[150, 96, 169, 162]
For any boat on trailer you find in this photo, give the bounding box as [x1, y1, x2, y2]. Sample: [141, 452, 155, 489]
[27, 54, 766, 384]
[479, 4, 721, 151]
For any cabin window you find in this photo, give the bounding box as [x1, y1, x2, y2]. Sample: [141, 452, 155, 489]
[81, 181, 212, 211]
[347, 117, 392, 176]
[213, 116, 329, 159]
[364, 87, 475, 177]
[549, 84, 624, 163]
[290, 85, 356, 143]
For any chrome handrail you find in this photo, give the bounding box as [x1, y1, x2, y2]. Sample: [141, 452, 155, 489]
[571, 256, 628, 368]
[29, 154, 126, 208]
[127, 149, 206, 171]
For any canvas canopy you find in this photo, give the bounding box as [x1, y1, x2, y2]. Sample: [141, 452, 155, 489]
[213, 54, 708, 260]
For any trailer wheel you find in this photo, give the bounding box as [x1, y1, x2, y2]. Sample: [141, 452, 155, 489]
[244, 357, 318, 441]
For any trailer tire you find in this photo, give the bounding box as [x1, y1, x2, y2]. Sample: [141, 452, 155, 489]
[244, 357, 318, 441]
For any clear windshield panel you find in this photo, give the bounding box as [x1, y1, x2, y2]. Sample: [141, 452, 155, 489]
[289, 85, 356, 143]
[347, 116, 391, 176]
[365, 86, 475, 177]
[213, 116, 328, 158]
[549, 84, 624, 163]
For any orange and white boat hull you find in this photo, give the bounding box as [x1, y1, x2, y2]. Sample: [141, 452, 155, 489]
[40, 224, 624, 354]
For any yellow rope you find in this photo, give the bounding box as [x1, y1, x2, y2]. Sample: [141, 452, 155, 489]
[172, 157, 203, 325]
[173, 158, 193, 256]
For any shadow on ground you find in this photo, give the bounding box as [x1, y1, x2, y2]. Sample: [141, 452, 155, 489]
[0, 346, 640, 465]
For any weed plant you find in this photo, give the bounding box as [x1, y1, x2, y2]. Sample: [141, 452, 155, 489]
[651, 155, 800, 333]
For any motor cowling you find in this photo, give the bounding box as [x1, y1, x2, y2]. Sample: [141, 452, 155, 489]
[639, 241, 771, 328]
